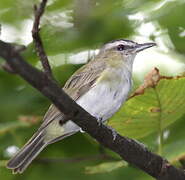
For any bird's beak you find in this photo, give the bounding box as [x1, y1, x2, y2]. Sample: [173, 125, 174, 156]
[135, 42, 156, 53]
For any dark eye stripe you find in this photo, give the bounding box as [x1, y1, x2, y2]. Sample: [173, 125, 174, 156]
[117, 44, 131, 51]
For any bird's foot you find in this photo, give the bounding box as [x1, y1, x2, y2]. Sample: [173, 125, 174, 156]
[79, 128, 85, 133]
[106, 125, 117, 141]
[97, 118, 117, 140]
[97, 117, 103, 126]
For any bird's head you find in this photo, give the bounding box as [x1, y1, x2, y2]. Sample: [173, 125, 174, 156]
[98, 39, 156, 67]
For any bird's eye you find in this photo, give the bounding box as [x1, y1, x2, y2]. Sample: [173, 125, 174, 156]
[117, 44, 125, 51]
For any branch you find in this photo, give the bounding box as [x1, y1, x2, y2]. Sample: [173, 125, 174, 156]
[0, 44, 26, 74]
[32, 0, 53, 79]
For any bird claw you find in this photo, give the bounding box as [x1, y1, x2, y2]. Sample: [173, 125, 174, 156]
[79, 128, 85, 133]
[112, 129, 117, 141]
[97, 118, 117, 140]
[97, 117, 103, 126]
[107, 126, 117, 141]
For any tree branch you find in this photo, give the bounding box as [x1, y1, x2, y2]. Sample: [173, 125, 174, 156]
[32, 0, 53, 79]
[0, 0, 185, 179]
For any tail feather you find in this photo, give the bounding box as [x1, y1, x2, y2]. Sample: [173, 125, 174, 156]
[7, 132, 47, 174]
[12, 132, 77, 173]
[7, 130, 78, 174]
[13, 137, 46, 174]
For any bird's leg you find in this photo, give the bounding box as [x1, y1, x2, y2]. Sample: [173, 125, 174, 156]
[106, 125, 117, 141]
[79, 128, 85, 133]
[97, 117, 117, 141]
[97, 117, 103, 126]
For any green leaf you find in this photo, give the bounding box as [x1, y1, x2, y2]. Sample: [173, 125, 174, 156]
[109, 74, 185, 140]
[47, 0, 73, 11]
[0, 0, 39, 25]
[159, 1, 185, 54]
[85, 161, 127, 174]
[39, 2, 133, 55]
[147, 0, 185, 54]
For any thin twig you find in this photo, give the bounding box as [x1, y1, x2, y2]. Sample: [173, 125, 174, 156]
[32, 0, 53, 79]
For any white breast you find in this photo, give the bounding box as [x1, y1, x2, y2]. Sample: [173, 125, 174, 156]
[77, 68, 132, 121]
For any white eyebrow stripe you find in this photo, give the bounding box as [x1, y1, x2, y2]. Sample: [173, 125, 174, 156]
[103, 40, 136, 50]
[104, 41, 122, 49]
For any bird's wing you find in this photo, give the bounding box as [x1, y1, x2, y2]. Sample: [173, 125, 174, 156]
[64, 61, 105, 99]
[39, 59, 106, 129]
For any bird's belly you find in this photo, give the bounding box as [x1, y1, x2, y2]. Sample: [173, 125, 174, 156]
[77, 81, 131, 121]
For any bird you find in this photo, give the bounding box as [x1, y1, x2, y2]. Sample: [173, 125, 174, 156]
[7, 39, 156, 173]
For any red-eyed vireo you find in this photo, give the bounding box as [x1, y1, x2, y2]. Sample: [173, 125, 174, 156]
[7, 39, 156, 173]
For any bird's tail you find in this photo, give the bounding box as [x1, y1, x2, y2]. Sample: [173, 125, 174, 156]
[7, 130, 76, 174]
[7, 132, 47, 174]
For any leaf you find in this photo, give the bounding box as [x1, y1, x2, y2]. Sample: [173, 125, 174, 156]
[85, 161, 127, 174]
[47, 0, 73, 11]
[109, 68, 185, 139]
[38, 3, 133, 55]
[148, 0, 185, 54]
[0, 0, 39, 25]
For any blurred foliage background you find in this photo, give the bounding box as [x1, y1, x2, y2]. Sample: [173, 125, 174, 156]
[0, 0, 185, 179]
